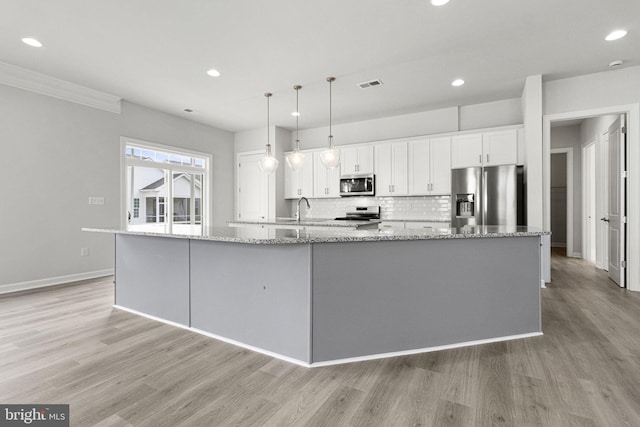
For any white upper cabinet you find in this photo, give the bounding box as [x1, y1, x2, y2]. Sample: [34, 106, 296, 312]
[375, 141, 408, 196]
[482, 129, 518, 166]
[340, 146, 374, 175]
[451, 128, 519, 169]
[313, 151, 340, 198]
[284, 153, 314, 199]
[451, 133, 483, 168]
[408, 137, 451, 195]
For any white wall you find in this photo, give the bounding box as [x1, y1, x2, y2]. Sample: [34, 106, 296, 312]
[0, 86, 234, 291]
[293, 98, 523, 149]
[551, 125, 581, 253]
[459, 98, 522, 131]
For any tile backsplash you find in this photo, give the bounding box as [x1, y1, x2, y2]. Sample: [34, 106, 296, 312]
[289, 195, 451, 221]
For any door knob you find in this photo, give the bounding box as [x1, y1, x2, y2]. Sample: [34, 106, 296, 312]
[601, 217, 610, 222]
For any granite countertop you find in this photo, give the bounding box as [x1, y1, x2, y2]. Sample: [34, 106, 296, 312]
[83, 225, 549, 245]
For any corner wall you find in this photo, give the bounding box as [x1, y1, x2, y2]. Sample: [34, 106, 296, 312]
[0, 85, 234, 292]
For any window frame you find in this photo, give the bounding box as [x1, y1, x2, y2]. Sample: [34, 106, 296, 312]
[120, 137, 212, 232]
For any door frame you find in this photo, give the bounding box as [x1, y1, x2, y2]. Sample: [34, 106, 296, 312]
[582, 139, 597, 264]
[543, 103, 639, 292]
[550, 148, 574, 257]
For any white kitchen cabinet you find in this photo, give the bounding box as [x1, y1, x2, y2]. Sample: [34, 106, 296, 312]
[451, 129, 518, 169]
[341, 146, 374, 175]
[378, 221, 405, 230]
[284, 153, 314, 199]
[408, 137, 451, 195]
[313, 151, 340, 198]
[375, 141, 408, 196]
[482, 129, 518, 166]
[404, 221, 449, 230]
[451, 133, 483, 168]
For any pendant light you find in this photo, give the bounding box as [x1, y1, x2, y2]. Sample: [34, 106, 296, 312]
[258, 92, 279, 174]
[286, 85, 305, 171]
[320, 76, 340, 169]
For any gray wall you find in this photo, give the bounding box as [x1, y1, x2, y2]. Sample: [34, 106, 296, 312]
[0, 85, 234, 290]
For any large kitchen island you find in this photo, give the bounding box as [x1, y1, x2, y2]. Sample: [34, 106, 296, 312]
[84, 225, 547, 367]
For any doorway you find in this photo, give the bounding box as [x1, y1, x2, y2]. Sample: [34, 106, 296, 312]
[546, 111, 630, 288]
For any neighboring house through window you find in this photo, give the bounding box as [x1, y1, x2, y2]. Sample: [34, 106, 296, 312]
[122, 138, 210, 234]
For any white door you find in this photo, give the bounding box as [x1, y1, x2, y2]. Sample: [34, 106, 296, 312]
[237, 152, 268, 221]
[608, 115, 627, 287]
[391, 142, 408, 195]
[375, 143, 394, 196]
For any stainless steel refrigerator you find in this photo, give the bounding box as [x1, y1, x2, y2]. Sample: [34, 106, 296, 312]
[451, 165, 525, 228]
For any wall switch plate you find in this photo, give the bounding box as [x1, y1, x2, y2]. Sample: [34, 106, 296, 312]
[80, 248, 90, 256]
[89, 197, 105, 205]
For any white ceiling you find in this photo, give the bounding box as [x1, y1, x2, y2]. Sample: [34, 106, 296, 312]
[0, 0, 638, 133]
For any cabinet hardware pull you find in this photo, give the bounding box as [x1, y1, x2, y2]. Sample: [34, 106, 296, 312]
[479, 154, 482, 164]
[486, 154, 489, 163]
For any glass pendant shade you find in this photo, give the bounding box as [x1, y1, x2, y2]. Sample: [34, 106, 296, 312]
[286, 146, 305, 171]
[259, 144, 279, 174]
[286, 85, 305, 171]
[259, 92, 279, 174]
[320, 136, 340, 169]
[321, 77, 340, 169]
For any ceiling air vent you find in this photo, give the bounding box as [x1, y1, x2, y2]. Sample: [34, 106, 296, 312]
[358, 79, 383, 89]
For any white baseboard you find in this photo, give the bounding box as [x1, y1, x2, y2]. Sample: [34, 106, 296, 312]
[568, 252, 582, 258]
[0, 269, 114, 295]
[113, 305, 543, 368]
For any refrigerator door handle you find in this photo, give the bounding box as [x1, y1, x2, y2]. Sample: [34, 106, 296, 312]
[482, 169, 488, 226]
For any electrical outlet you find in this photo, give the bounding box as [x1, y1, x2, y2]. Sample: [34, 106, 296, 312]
[80, 247, 90, 257]
[89, 197, 105, 205]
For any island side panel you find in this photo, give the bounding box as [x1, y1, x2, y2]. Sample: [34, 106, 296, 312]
[115, 234, 190, 325]
[311, 236, 541, 363]
[190, 241, 312, 363]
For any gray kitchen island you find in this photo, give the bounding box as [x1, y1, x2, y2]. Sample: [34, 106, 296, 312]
[84, 225, 547, 367]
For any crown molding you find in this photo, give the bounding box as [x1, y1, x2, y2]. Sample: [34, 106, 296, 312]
[0, 61, 121, 114]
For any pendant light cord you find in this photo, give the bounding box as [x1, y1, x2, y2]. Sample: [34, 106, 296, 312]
[327, 77, 335, 148]
[265, 92, 271, 149]
[295, 86, 300, 149]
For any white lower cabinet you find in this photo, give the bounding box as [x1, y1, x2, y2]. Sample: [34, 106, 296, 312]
[313, 151, 340, 198]
[375, 142, 408, 196]
[378, 221, 405, 230]
[404, 221, 449, 230]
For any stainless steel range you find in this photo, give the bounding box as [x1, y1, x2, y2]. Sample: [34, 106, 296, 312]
[334, 206, 381, 221]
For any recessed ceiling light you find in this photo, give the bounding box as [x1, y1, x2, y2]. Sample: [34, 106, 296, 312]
[21, 37, 43, 48]
[291, 111, 301, 117]
[452, 79, 465, 87]
[206, 68, 221, 77]
[605, 29, 627, 41]
[431, 0, 450, 6]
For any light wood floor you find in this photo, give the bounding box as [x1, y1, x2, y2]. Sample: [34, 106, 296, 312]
[2, 251, 640, 426]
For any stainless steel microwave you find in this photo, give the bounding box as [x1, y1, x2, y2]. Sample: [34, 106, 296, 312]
[339, 174, 375, 197]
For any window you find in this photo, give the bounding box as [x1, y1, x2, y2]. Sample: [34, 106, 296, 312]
[123, 138, 211, 235]
[133, 198, 139, 218]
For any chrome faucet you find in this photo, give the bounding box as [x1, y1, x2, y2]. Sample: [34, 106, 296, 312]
[296, 197, 310, 222]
